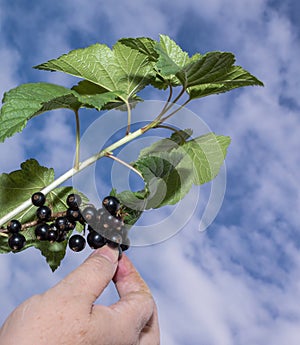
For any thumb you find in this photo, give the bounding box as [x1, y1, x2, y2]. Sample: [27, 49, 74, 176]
[52, 245, 119, 304]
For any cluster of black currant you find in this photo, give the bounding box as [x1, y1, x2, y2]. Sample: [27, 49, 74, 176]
[5, 192, 130, 258]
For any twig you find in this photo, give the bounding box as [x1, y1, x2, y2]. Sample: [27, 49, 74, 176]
[105, 152, 143, 179]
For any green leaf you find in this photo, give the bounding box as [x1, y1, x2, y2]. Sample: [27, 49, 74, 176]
[138, 129, 193, 158]
[0, 83, 79, 142]
[119, 35, 190, 88]
[179, 133, 231, 184]
[179, 52, 264, 98]
[118, 37, 158, 61]
[122, 34, 264, 94]
[134, 151, 193, 208]
[32, 241, 68, 272]
[155, 34, 189, 76]
[35, 42, 155, 105]
[72, 80, 108, 95]
[170, 128, 193, 144]
[131, 132, 230, 209]
[0, 159, 54, 220]
[77, 92, 120, 111]
[0, 159, 84, 271]
[0, 82, 120, 142]
[116, 190, 146, 225]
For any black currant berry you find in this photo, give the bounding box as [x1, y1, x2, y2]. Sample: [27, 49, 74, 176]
[8, 233, 26, 251]
[81, 206, 97, 224]
[102, 196, 120, 215]
[66, 208, 82, 222]
[36, 205, 52, 221]
[96, 208, 106, 222]
[47, 229, 58, 243]
[55, 216, 68, 232]
[106, 239, 120, 253]
[7, 219, 22, 233]
[68, 234, 86, 252]
[107, 232, 123, 245]
[66, 193, 82, 210]
[112, 217, 124, 232]
[31, 192, 46, 207]
[87, 231, 106, 249]
[100, 213, 116, 230]
[65, 219, 76, 231]
[35, 223, 49, 240]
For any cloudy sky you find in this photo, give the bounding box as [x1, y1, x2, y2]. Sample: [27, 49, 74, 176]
[1, 0, 300, 344]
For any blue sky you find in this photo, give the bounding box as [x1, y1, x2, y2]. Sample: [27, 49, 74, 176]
[1, 0, 300, 344]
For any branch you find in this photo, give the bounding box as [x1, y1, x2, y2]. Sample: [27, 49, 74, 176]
[0, 126, 148, 227]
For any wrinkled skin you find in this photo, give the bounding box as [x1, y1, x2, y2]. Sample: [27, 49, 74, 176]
[0, 245, 160, 345]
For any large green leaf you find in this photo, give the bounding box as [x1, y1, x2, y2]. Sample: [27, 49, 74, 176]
[0, 159, 84, 271]
[35, 42, 155, 104]
[179, 52, 264, 98]
[0, 83, 77, 142]
[119, 35, 188, 89]
[154, 44, 263, 94]
[123, 35, 264, 94]
[130, 132, 230, 209]
[0, 82, 119, 142]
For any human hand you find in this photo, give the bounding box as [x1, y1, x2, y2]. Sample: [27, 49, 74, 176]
[0, 245, 160, 345]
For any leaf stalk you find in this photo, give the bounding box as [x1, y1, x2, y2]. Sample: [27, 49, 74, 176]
[74, 109, 80, 170]
[105, 153, 143, 179]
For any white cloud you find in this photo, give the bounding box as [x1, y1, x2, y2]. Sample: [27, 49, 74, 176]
[29, 110, 76, 176]
[0, 1, 300, 344]
[0, 135, 26, 173]
[128, 216, 300, 345]
[0, 47, 20, 99]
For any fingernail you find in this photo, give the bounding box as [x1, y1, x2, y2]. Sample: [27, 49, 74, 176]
[91, 245, 118, 264]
